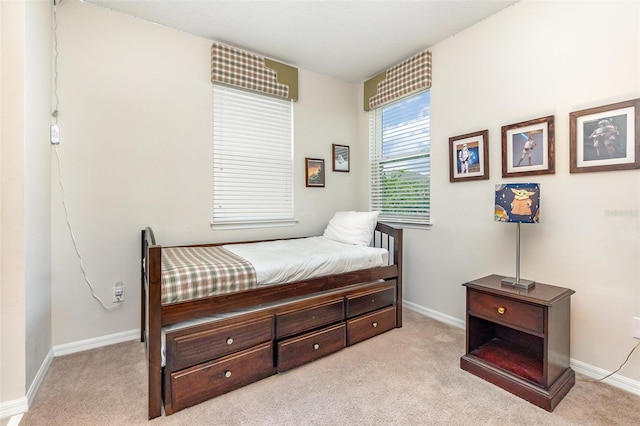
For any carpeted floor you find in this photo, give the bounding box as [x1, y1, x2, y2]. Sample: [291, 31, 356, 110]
[19, 309, 640, 425]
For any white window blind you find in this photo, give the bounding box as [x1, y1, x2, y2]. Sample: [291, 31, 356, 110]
[369, 90, 431, 225]
[212, 84, 294, 227]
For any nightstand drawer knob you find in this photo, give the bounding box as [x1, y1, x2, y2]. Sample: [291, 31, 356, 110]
[497, 307, 506, 315]
[313, 343, 320, 350]
[224, 370, 232, 378]
[226, 337, 234, 345]
[372, 322, 378, 328]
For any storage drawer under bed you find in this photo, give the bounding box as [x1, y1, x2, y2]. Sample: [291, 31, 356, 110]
[276, 298, 344, 339]
[347, 305, 396, 346]
[167, 342, 275, 414]
[345, 281, 396, 318]
[277, 323, 346, 372]
[165, 314, 274, 372]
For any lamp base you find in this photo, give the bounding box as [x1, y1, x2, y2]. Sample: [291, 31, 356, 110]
[501, 277, 536, 290]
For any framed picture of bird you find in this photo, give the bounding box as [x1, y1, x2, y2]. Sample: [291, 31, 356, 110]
[570, 98, 640, 173]
[332, 144, 350, 172]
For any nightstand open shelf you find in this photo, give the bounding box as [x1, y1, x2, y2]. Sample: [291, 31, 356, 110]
[460, 275, 575, 411]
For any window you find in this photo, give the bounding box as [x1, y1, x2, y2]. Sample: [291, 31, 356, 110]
[369, 90, 431, 225]
[212, 84, 294, 228]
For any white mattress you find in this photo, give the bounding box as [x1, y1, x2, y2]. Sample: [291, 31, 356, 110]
[223, 236, 389, 285]
[160, 236, 389, 366]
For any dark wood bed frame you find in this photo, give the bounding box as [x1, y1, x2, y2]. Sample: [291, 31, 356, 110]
[141, 222, 402, 419]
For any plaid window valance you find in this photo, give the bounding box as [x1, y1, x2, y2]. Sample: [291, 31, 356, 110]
[211, 42, 298, 101]
[363, 50, 431, 111]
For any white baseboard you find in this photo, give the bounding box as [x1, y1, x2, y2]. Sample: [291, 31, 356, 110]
[402, 300, 640, 397]
[0, 348, 52, 419]
[0, 396, 28, 420]
[571, 358, 640, 396]
[53, 328, 140, 357]
[6, 413, 24, 426]
[404, 299, 465, 330]
[27, 348, 54, 406]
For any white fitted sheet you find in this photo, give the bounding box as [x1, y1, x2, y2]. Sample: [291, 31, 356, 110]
[223, 236, 389, 285]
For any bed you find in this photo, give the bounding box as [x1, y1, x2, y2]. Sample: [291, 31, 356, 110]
[141, 213, 403, 419]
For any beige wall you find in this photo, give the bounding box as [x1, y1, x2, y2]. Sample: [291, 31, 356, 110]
[1, 0, 52, 409]
[368, 0, 639, 383]
[1, 0, 28, 403]
[24, 0, 52, 388]
[50, 0, 361, 345]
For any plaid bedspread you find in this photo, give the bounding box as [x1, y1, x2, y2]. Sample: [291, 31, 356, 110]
[161, 246, 257, 304]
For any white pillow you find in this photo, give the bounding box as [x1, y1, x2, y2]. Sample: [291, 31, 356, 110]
[323, 211, 380, 246]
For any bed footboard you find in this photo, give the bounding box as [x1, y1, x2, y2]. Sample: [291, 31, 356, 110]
[374, 222, 403, 326]
[141, 227, 162, 419]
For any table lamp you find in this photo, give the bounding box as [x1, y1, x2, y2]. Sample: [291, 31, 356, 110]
[494, 183, 540, 289]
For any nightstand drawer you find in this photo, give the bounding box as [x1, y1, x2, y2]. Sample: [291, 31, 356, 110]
[469, 290, 544, 334]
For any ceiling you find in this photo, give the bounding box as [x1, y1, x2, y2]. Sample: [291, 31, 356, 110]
[83, 0, 517, 83]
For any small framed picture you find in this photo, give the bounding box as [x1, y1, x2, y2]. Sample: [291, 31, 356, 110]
[305, 158, 325, 187]
[569, 98, 640, 173]
[502, 115, 555, 178]
[449, 129, 489, 182]
[332, 144, 350, 172]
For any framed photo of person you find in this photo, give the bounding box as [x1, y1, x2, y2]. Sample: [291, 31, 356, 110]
[502, 115, 555, 178]
[449, 129, 489, 182]
[569, 98, 640, 173]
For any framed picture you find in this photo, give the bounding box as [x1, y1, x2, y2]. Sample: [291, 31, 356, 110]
[569, 98, 640, 173]
[449, 129, 489, 182]
[332, 144, 350, 172]
[305, 158, 325, 187]
[502, 115, 555, 178]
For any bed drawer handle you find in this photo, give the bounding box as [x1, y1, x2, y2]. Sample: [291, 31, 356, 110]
[497, 307, 506, 315]
[372, 322, 378, 328]
[313, 343, 320, 350]
[224, 370, 232, 378]
[226, 337, 234, 345]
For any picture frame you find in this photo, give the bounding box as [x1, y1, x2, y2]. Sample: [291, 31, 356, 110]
[449, 129, 489, 182]
[332, 144, 350, 172]
[305, 158, 325, 187]
[502, 115, 555, 178]
[569, 98, 640, 173]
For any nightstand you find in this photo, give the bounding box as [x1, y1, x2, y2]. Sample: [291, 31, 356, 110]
[460, 274, 575, 411]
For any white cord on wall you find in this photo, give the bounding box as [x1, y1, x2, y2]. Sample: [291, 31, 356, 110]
[52, 0, 120, 311]
[54, 146, 121, 311]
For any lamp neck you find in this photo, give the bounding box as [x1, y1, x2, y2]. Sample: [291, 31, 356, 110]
[515, 222, 521, 282]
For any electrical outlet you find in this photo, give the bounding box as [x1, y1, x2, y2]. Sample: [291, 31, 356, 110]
[113, 282, 125, 303]
[50, 124, 60, 144]
[633, 317, 640, 340]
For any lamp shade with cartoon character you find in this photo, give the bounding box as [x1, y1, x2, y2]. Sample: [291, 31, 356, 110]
[495, 183, 540, 224]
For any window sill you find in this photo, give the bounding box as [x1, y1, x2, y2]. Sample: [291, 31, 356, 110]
[379, 220, 432, 230]
[211, 219, 298, 230]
